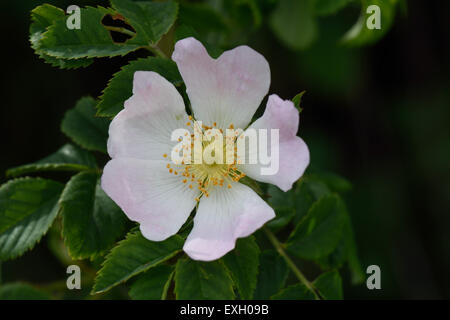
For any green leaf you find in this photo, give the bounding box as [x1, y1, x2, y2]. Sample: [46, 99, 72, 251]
[92, 230, 183, 294]
[174, 258, 235, 300]
[253, 250, 289, 299]
[271, 283, 315, 300]
[129, 265, 174, 300]
[61, 96, 110, 153]
[59, 171, 127, 260]
[0, 178, 63, 260]
[38, 6, 142, 59]
[292, 180, 315, 224]
[292, 91, 306, 113]
[314, 0, 356, 16]
[342, 211, 365, 284]
[30, 4, 93, 69]
[6, 144, 97, 178]
[0, 283, 51, 300]
[266, 185, 296, 231]
[222, 236, 259, 299]
[270, 0, 317, 50]
[342, 0, 398, 47]
[287, 194, 346, 260]
[96, 57, 182, 117]
[313, 270, 343, 300]
[110, 0, 178, 45]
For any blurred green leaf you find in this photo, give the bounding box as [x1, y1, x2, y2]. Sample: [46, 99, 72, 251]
[271, 283, 315, 300]
[0, 283, 51, 300]
[222, 236, 260, 299]
[92, 230, 183, 294]
[287, 194, 346, 260]
[174, 258, 235, 300]
[309, 172, 352, 193]
[314, 0, 356, 16]
[129, 264, 174, 300]
[342, 0, 398, 46]
[0, 178, 63, 260]
[61, 97, 110, 153]
[6, 144, 97, 178]
[253, 250, 289, 299]
[30, 4, 93, 68]
[270, 0, 317, 50]
[313, 270, 343, 299]
[179, 2, 228, 36]
[110, 0, 178, 45]
[59, 171, 127, 260]
[97, 57, 182, 117]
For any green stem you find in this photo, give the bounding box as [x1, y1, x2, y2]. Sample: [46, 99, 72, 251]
[144, 44, 168, 59]
[263, 227, 320, 300]
[103, 26, 136, 37]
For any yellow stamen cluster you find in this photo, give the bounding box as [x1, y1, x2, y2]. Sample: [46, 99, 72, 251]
[164, 118, 246, 202]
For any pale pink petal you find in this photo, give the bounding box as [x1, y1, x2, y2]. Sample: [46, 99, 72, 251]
[183, 182, 275, 261]
[238, 94, 310, 192]
[172, 37, 270, 129]
[107, 71, 189, 160]
[101, 158, 200, 241]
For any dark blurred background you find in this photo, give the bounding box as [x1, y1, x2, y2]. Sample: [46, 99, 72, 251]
[1, 0, 449, 299]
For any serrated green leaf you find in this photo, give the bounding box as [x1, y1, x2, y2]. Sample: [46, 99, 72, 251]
[96, 57, 182, 117]
[38, 6, 142, 59]
[92, 230, 183, 294]
[292, 91, 306, 113]
[253, 250, 289, 299]
[129, 264, 174, 300]
[110, 0, 178, 45]
[271, 283, 315, 300]
[287, 194, 346, 260]
[0, 283, 51, 300]
[6, 144, 97, 178]
[314, 0, 356, 16]
[270, 0, 317, 50]
[30, 4, 93, 69]
[61, 96, 110, 153]
[313, 270, 343, 300]
[222, 236, 259, 299]
[0, 178, 63, 260]
[174, 258, 235, 300]
[342, 0, 398, 47]
[59, 171, 127, 260]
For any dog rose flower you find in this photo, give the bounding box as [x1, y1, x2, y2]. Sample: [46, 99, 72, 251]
[101, 37, 309, 261]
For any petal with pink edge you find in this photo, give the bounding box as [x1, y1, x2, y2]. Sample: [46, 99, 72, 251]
[238, 94, 310, 192]
[172, 37, 270, 129]
[101, 158, 200, 241]
[107, 71, 190, 161]
[183, 182, 275, 261]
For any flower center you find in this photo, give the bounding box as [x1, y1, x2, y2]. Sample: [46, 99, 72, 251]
[163, 118, 245, 201]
